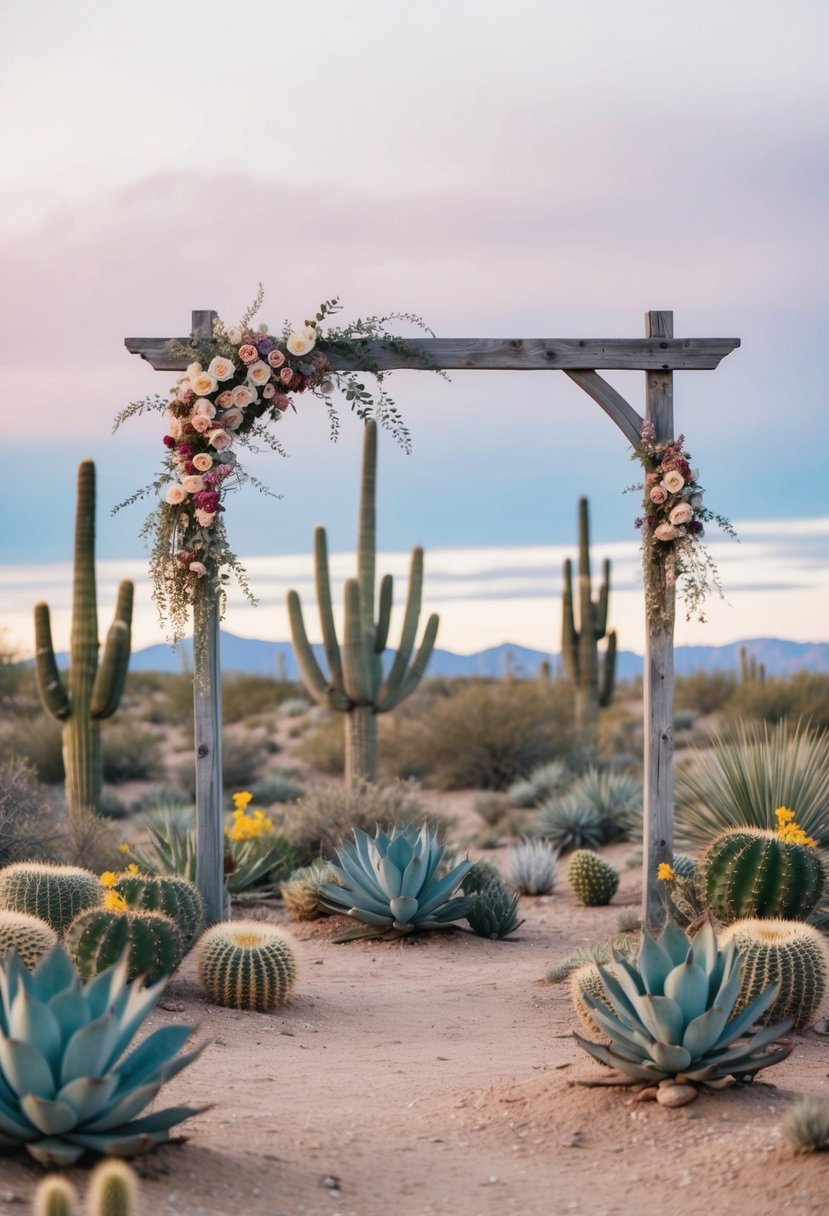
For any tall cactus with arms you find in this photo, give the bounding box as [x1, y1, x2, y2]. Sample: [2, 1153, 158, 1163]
[288, 421, 439, 784]
[561, 496, 617, 760]
[34, 460, 133, 818]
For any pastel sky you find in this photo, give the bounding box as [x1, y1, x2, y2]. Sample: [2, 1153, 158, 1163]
[1, 1, 827, 658]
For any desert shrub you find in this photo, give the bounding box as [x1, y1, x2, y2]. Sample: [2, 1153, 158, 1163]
[101, 722, 165, 783]
[542, 767, 642, 845]
[507, 760, 570, 808]
[250, 770, 305, 806]
[172, 731, 268, 799]
[97, 786, 129, 819]
[284, 777, 442, 865]
[60, 805, 121, 872]
[535, 800, 604, 853]
[596, 701, 643, 766]
[473, 792, 511, 825]
[724, 674, 829, 732]
[0, 756, 61, 864]
[675, 718, 829, 850]
[673, 709, 696, 732]
[222, 674, 280, 723]
[295, 714, 346, 775]
[0, 714, 64, 784]
[281, 697, 312, 718]
[131, 784, 191, 815]
[674, 670, 737, 716]
[380, 681, 576, 790]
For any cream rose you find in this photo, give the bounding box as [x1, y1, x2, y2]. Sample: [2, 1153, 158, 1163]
[247, 360, 271, 387]
[189, 561, 207, 577]
[165, 484, 187, 505]
[215, 390, 233, 409]
[226, 327, 243, 345]
[182, 474, 206, 494]
[262, 383, 276, 399]
[194, 399, 217, 419]
[186, 362, 203, 379]
[166, 416, 183, 439]
[230, 385, 256, 408]
[194, 509, 216, 528]
[653, 522, 678, 541]
[189, 413, 212, 433]
[190, 372, 218, 397]
[286, 331, 315, 356]
[208, 428, 232, 451]
[192, 453, 213, 472]
[208, 355, 236, 382]
[669, 502, 694, 526]
[221, 408, 244, 431]
[661, 470, 685, 494]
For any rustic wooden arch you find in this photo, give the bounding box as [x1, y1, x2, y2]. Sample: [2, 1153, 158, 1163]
[126, 310, 740, 927]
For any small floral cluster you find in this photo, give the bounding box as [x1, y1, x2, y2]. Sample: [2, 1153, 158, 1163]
[99, 865, 140, 912]
[227, 790, 274, 843]
[632, 421, 735, 624]
[775, 806, 817, 848]
[657, 862, 676, 882]
[99, 865, 140, 889]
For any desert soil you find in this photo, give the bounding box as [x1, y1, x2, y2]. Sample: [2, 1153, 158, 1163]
[2, 804, 828, 1216]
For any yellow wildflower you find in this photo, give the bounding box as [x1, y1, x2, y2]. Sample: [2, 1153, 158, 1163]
[118, 843, 130, 855]
[775, 806, 795, 827]
[233, 791, 254, 812]
[657, 863, 676, 882]
[104, 891, 128, 913]
[124, 863, 140, 876]
[100, 871, 117, 889]
[775, 806, 817, 848]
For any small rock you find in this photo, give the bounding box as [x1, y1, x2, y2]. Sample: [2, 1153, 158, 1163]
[656, 1084, 697, 1108]
[636, 1087, 658, 1102]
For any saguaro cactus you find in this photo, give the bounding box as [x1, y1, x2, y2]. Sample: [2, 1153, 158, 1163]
[287, 421, 439, 784]
[34, 460, 133, 819]
[561, 496, 617, 759]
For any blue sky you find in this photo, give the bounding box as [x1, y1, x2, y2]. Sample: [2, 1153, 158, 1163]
[1, 0, 827, 656]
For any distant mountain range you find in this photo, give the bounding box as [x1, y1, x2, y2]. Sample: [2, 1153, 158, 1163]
[122, 633, 829, 679]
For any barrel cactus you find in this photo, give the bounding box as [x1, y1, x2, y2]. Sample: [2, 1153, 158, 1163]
[719, 918, 829, 1031]
[34, 1160, 139, 1216]
[319, 824, 474, 940]
[0, 910, 58, 969]
[701, 828, 825, 924]
[33, 1176, 78, 1216]
[570, 962, 614, 1036]
[197, 921, 299, 1011]
[114, 872, 203, 950]
[568, 850, 619, 906]
[574, 919, 795, 1104]
[465, 880, 523, 940]
[280, 859, 332, 921]
[66, 903, 184, 983]
[0, 863, 102, 935]
[0, 943, 203, 1165]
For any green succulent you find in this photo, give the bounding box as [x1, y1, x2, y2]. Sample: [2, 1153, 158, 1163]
[113, 874, 203, 951]
[536, 801, 604, 854]
[197, 922, 299, 1011]
[701, 828, 825, 924]
[574, 920, 795, 1092]
[320, 824, 474, 940]
[0, 944, 204, 1166]
[568, 850, 619, 906]
[0, 911, 58, 970]
[465, 881, 524, 940]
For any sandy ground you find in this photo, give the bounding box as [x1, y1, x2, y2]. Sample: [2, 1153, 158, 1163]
[2, 830, 828, 1216]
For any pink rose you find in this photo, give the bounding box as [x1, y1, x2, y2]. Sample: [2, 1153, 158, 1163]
[267, 349, 286, 368]
[279, 366, 293, 385]
[194, 509, 216, 527]
[165, 484, 187, 505]
[231, 385, 256, 408]
[182, 474, 205, 494]
[653, 522, 678, 541]
[192, 453, 213, 472]
[645, 472, 659, 486]
[194, 399, 216, 419]
[669, 502, 694, 526]
[262, 383, 275, 399]
[215, 390, 233, 408]
[189, 561, 207, 577]
[238, 344, 259, 364]
[221, 408, 244, 431]
[208, 428, 232, 451]
[189, 413, 212, 433]
[649, 485, 667, 505]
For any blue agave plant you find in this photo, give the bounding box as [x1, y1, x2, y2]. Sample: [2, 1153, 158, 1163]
[320, 824, 474, 940]
[0, 944, 205, 1166]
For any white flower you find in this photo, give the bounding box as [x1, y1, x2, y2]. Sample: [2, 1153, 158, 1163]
[186, 362, 203, 379]
[226, 327, 243, 345]
[303, 325, 317, 340]
[194, 510, 216, 528]
[247, 360, 272, 387]
[194, 398, 217, 419]
[286, 331, 316, 356]
[669, 502, 694, 526]
[230, 384, 257, 408]
[208, 428, 233, 451]
[165, 484, 187, 505]
[182, 474, 206, 495]
[661, 470, 685, 494]
[221, 407, 245, 431]
[166, 416, 182, 439]
[208, 355, 236, 382]
[190, 372, 218, 397]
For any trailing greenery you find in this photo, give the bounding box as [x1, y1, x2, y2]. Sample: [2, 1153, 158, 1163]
[574, 920, 795, 1101]
[719, 918, 829, 1031]
[567, 850, 619, 907]
[506, 839, 557, 895]
[0, 943, 203, 1165]
[319, 824, 473, 940]
[675, 719, 829, 850]
[197, 921, 299, 1011]
[0, 862, 102, 935]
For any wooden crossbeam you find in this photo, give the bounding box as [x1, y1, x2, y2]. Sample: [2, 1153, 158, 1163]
[125, 333, 739, 373]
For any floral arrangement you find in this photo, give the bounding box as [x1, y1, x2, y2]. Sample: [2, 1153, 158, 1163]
[115, 288, 437, 645]
[632, 420, 735, 625]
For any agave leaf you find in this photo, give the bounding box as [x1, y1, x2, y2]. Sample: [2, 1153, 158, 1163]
[57, 1073, 119, 1124]
[582, 995, 654, 1056]
[25, 1136, 85, 1167]
[111, 1024, 195, 1095]
[320, 864, 392, 917]
[708, 937, 738, 1004]
[429, 895, 474, 924]
[604, 958, 648, 1013]
[0, 953, 27, 1027]
[680, 1062, 719, 1082]
[421, 827, 445, 890]
[84, 953, 130, 1022]
[389, 895, 419, 925]
[650, 1040, 692, 1073]
[48, 988, 91, 1048]
[690, 921, 719, 977]
[399, 853, 426, 900]
[713, 983, 783, 1050]
[716, 1041, 795, 1078]
[332, 925, 389, 942]
[682, 1002, 735, 1060]
[0, 1036, 56, 1099]
[103, 975, 167, 1072]
[61, 1014, 120, 1087]
[82, 1081, 162, 1132]
[416, 863, 474, 919]
[138, 1043, 207, 1093]
[378, 856, 404, 899]
[341, 907, 394, 928]
[385, 831, 414, 874]
[19, 1093, 78, 1137]
[663, 959, 709, 1024]
[636, 933, 673, 996]
[0, 1091, 37, 1138]
[595, 967, 648, 1033]
[657, 920, 692, 966]
[636, 994, 685, 1046]
[334, 852, 391, 908]
[700, 1018, 794, 1070]
[32, 947, 79, 1005]
[9, 987, 63, 1078]
[64, 1128, 159, 1157]
[573, 1033, 669, 1082]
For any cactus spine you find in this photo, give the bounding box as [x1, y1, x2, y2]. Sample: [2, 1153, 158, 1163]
[567, 849, 619, 906]
[66, 906, 184, 982]
[720, 918, 829, 1031]
[197, 921, 299, 1010]
[561, 496, 616, 760]
[34, 460, 133, 819]
[702, 828, 825, 924]
[33, 1177, 80, 1216]
[115, 873, 204, 950]
[287, 421, 439, 784]
[0, 909, 58, 967]
[0, 863, 102, 935]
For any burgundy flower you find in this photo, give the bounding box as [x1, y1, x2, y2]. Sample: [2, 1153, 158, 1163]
[177, 443, 193, 458]
[163, 435, 176, 449]
[183, 461, 196, 476]
[193, 491, 220, 512]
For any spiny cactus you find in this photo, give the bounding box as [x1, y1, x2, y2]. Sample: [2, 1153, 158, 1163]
[33, 460, 133, 819]
[465, 880, 523, 940]
[0, 862, 102, 935]
[570, 962, 614, 1036]
[197, 921, 299, 1010]
[672, 853, 698, 880]
[0, 909, 58, 968]
[719, 918, 829, 1031]
[782, 1096, 829, 1153]
[33, 1177, 79, 1216]
[506, 838, 557, 895]
[66, 905, 184, 983]
[34, 1161, 139, 1216]
[568, 850, 619, 906]
[561, 496, 617, 760]
[114, 872, 203, 949]
[546, 932, 640, 984]
[280, 859, 332, 921]
[702, 828, 825, 924]
[287, 421, 439, 784]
